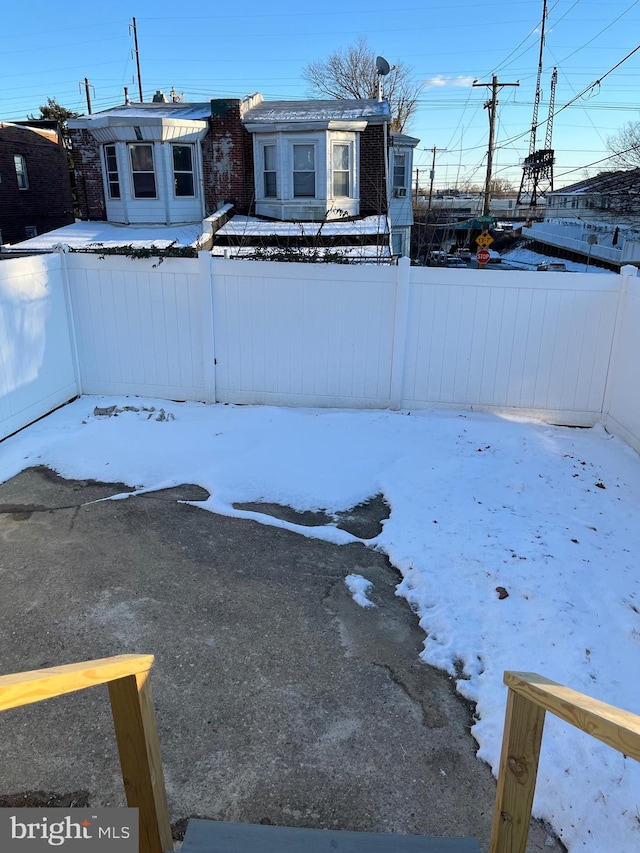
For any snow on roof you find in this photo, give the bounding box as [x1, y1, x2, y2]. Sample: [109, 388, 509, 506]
[242, 99, 390, 124]
[3, 221, 206, 252]
[216, 215, 389, 238]
[69, 102, 212, 124]
[551, 168, 640, 196]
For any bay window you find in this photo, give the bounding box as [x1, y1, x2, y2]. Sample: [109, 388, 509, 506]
[104, 145, 120, 198]
[332, 143, 350, 197]
[293, 144, 315, 197]
[129, 144, 157, 199]
[172, 145, 195, 197]
[263, 144, 277, 197]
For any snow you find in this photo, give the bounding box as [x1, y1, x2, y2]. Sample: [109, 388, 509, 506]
[5, 221, 205, 251]
[345, 574, 377, 608]
[216, 214, 389, 238]
[1, 397, 639, 852]
[502, 245, 614, 273]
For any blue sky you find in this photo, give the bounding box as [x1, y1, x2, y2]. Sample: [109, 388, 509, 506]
[3, 0, 640, 191]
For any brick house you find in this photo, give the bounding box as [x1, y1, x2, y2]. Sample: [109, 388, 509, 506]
[0, 120, 74, 246]
[65, 93, 417, 260]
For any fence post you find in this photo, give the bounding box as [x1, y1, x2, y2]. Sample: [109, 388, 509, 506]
[108, 670, 173, 853]
[57, 247, 83, 398]
[602, 264, 637, 422]
[489, 687, 546, 853]
[389, 256, 411, 409]
[198, 250, 217, 403]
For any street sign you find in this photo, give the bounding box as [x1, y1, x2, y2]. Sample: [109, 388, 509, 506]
[475, 231, 494, 249]
[476, 248, 491, 265]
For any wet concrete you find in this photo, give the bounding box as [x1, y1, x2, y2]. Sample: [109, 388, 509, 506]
[0, 467, 561, 851]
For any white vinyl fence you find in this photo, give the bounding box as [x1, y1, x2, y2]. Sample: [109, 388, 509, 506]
[0, 254, 78, 440]
[1, 250, 639, 451]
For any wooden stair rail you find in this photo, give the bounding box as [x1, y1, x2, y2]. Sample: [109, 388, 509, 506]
[0, 654, 172, 853]
[489, 671, 640, 853]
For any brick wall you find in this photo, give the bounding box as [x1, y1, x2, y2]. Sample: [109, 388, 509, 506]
[359, 124, 388, 216]
[203, 100, 255, 215]
[69, 129, 106, 221]
[0, 123, 74, 245]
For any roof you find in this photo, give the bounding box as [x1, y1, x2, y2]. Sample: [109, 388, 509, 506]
[2, 221, 206, 252]
[68, 102, 213, 125]
[242, 98, 390, 125]
[550, 168, 640, 197]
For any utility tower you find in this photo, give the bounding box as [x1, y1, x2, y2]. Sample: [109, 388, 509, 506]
[517, 0, 557, 207]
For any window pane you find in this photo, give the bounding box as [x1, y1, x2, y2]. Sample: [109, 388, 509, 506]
[14, 155, 28, 189]
[264, 145, 276, 171]
[173, 145, 192, 172]
[334, 172, 349, 197]
[130, 145, 154, 171]
[132, 172, 157, 198]
[293, 172, 315, 197]
[264, 172, 277, 197]
[109, 181, 121, 199]
[175, 173, 194, 197]
[393, 152, 406, 187]
[293, 144, 314, 170]
[334, 144, 349, 170]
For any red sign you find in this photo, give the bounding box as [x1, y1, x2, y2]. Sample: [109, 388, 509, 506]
[476, 248, 491, 265]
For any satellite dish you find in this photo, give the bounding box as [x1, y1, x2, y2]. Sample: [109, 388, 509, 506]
[376, 56, 391, 76]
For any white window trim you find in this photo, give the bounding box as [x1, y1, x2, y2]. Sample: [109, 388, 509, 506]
[291, 141, 317, 199]
[171, 144, 196, 199]
[128, 143, 158, 200]
[261, 143, 278, 199]
[14, 155, 29, 190]
[103, 144, 121, 200]
[331, 141, 355, 200]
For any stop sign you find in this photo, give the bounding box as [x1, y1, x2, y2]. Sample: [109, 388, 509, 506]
[476, 248, 491, 265]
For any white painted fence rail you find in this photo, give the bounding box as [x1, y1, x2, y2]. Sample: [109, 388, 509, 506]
[1, 251, 639, 452]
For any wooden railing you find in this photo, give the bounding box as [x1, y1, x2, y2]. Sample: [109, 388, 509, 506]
[489, 671, 640, 853]
[0, 655, 173, 853]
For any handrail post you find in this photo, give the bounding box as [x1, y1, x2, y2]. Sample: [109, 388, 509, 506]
[108, 671, 173, 853]
[489, 686, 546, 853]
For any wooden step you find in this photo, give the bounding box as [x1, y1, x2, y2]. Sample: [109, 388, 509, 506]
[180, 819, 479, 852]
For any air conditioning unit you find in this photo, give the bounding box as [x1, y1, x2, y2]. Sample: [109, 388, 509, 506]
[394, 187, 407, 198]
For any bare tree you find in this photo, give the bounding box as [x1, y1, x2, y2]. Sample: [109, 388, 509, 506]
[607, 121, 640, 168]
[302, 37, 422, 132]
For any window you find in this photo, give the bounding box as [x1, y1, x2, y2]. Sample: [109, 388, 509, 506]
[332, 144, 350, 197]
[393, 152, 406, 189]
[104, 145, 120, 199]
[263, 144, 277, 198]
[293, 144, 315, 197]
[14, 155, 28, 190]
[25, 226, 38, 238]
[172, 145, 195, 197]
[129, 144, 157, 198]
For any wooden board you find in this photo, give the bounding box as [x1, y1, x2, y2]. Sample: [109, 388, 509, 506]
[180, 819, 479, 853]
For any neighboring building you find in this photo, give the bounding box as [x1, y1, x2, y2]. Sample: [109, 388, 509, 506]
[61, 93, 418, 261]
[520, 170, 640, 269]
[0, 120, 74, 246]
[546, 169, 640, 227]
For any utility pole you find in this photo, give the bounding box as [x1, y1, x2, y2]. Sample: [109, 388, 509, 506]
[130, 17, 144, 102]
[426, 146, 447, 211]
[79, 77, 94, 114]
[415, 168, 420, 204]
[473, 76, 519, 216]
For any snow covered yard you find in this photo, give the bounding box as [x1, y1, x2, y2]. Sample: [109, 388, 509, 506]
[1, 397, 639, 853]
